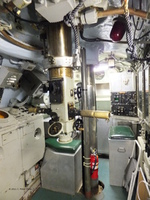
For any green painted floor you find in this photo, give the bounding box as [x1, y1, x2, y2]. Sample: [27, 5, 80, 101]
[32, 158, 127, 200]
[31, 188, 88, 200]
[98, 158, 127, 200]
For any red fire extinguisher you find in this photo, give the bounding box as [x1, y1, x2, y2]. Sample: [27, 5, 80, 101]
[90, 151, 99, 180]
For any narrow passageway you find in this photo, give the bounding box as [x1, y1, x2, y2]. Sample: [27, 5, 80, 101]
[31, 158, 127, 200]
[99, 158, 128, 200]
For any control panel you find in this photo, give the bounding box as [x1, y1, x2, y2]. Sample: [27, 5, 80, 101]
[111, 91, 137, 117]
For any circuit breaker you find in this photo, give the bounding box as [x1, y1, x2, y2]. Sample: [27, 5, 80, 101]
[111, 91, 137, 117]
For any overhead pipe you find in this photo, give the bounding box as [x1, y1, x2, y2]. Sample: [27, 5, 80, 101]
[0, 30, 42, 51]
[80, 110, 110, 120]
[97, 7, 149, 19]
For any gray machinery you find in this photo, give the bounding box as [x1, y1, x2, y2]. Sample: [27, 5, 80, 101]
[0, 0, 150, 199]
[0, 108, 45, 200]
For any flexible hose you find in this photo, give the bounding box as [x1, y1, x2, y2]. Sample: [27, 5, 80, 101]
[71, 0, 85, 18]
[66, 13, 79, 51]
[124, 13, 150, 61]
[125, 13, 135, 58]
[64, 0, 85, 52]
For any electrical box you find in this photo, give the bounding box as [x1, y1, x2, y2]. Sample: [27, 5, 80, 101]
[111, 91, 137, 117]
[0, 66, 22, 89]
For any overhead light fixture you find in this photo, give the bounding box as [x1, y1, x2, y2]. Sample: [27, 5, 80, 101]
[110, 17, 126, 42]
[94, 63, 108, 72]
[108, 58, 115, 68]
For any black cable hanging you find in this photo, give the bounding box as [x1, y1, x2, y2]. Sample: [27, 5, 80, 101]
[64, 0, 85, 52]
[3, 3, 46, 25]
[125, 12, 150, 62]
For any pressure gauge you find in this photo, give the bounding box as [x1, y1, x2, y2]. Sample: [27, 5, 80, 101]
[48, 121, 62, 137]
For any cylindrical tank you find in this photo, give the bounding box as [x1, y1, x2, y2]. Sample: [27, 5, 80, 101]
[47, 21, 72, 57]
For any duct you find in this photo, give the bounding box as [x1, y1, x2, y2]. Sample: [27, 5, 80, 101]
[108, 0, 123, 7]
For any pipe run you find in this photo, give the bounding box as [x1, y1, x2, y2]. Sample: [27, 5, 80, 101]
[81, 48, 91, 199]
[80, 110, 110, 120]
[97, 7, 149, 19]
[0, 30, 42, 51]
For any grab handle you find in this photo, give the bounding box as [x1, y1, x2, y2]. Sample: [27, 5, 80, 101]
[117, 147, 126, 153]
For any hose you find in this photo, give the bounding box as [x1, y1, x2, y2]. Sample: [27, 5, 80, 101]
[125, 12, 135, 59]
[66, 13, 79, 51]
[125, 14, 150, 62]
[64, 0, 85, 52]
[0, 30, 42, 51]
[124, 1, 150, 62]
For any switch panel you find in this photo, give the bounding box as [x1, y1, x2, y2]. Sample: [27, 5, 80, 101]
[111, 91, 137, 117]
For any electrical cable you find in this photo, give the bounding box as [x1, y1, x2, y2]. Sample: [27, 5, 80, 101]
[132, 16, 144, 41]
[65, 12, 79, 51]
[132, 16, 144, 31]
[3, 3, 46, 25]
[0, 30, 42, 51]
[124, 5, 150, 62]
[136, 30, 150, 41]
[64, 0, 85, 52]
[9, 58, 23, 65]
[125, 12, 135, 57]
